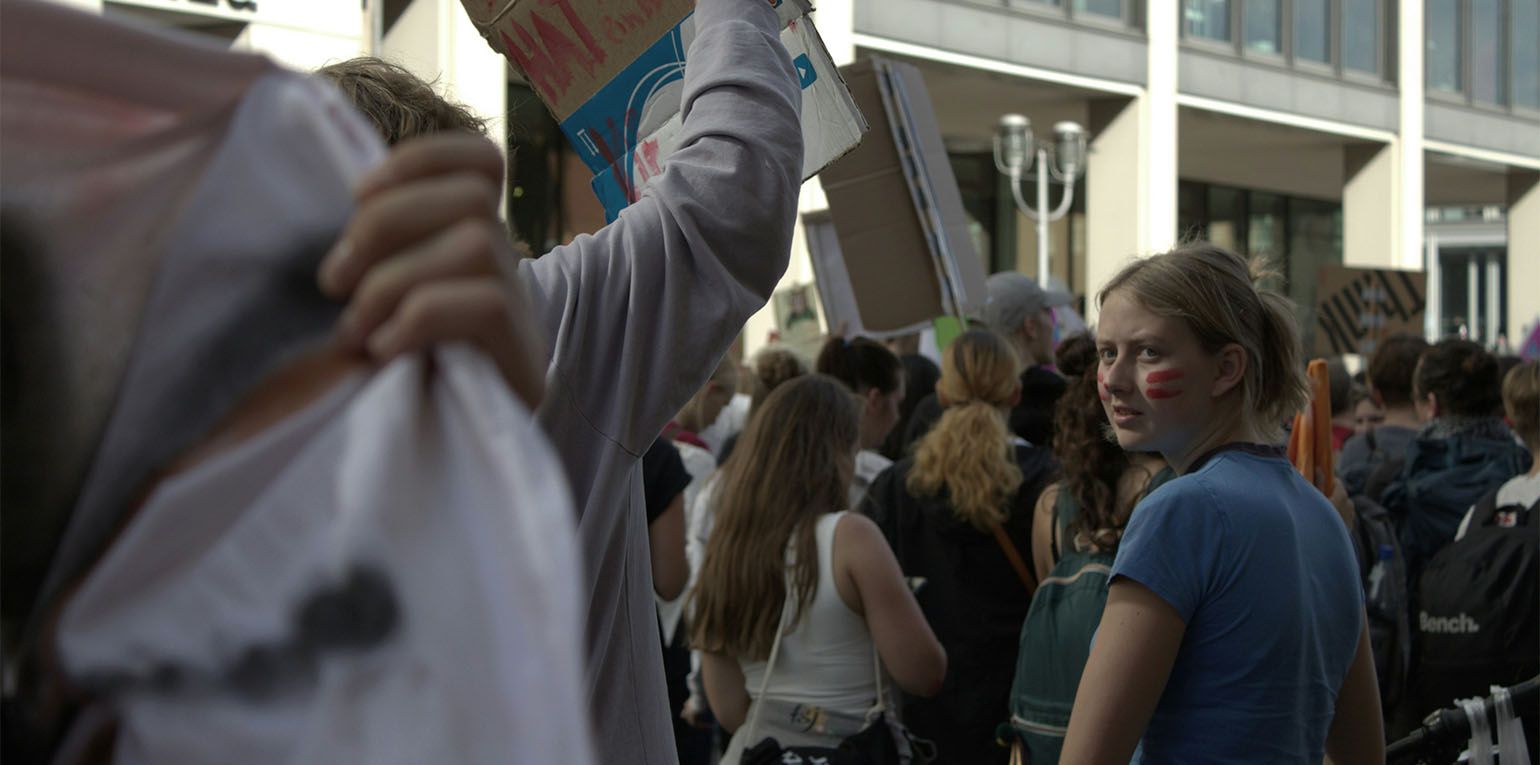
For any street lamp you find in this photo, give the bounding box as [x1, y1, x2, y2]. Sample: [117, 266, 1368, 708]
[993, 114, 1088, 287]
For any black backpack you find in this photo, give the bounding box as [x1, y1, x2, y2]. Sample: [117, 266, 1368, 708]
[1350, 494, 1412, 713]
[1403, 488, 1539, 744]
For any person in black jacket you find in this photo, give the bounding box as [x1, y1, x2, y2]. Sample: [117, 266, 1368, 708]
[860, 330, 1056, 765]
[901, 273, 1068, 452]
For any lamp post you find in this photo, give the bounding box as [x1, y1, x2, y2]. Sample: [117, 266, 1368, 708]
[993, 114, 1088, 287]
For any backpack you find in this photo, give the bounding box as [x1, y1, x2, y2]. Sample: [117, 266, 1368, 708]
[1402, 487, 1539, 748]
[1006, 468, 1175, 764]
[1348, 494, 1412, 713]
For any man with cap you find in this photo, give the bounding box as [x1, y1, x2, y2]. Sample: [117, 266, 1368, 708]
[899, 272, 1071, 452]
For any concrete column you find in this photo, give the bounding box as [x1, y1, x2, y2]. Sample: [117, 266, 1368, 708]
[1342, 143, 1399, 267]
[1508, 171, 1540, 345]
[1397, 0, 1425, 271]
[1085, 97, 1143, 319]
[1143, 0, 1179, 256]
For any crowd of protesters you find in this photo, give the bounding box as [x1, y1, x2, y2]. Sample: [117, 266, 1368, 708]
[3, 0, 1537, 762]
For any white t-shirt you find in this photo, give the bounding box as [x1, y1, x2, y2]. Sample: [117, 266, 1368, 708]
[849, 449, 893, 511]
[1454, 472, 1540, 541]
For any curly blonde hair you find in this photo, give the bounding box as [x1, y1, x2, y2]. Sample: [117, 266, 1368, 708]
[907, 330, 1024, 530]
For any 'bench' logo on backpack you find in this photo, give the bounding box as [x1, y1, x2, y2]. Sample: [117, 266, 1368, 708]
[1420, 611, 1481, 634]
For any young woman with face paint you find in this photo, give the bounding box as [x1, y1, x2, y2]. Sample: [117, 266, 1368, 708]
[1059, 243, 1384, 765]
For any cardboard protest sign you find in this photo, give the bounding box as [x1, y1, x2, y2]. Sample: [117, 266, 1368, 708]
[811, 56, 987, 337]
[1314, 265, 1427, 357]
[462, 0, 866, 219]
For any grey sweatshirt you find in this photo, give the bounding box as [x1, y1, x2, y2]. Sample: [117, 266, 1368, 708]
[516, 0, 803, 761]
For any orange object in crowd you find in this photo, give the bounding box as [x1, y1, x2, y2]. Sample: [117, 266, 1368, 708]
[1287, 359, 1335, 496]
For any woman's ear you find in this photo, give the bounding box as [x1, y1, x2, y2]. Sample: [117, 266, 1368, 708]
[865, 386, 884, 412]
[1210, 343, 1247, 399]
[1008, 381, 1022, 407]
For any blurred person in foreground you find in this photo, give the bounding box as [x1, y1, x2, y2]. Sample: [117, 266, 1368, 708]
[316, 4, 805, 758]
[902, 273, 1069, 453]
[859, 329, 1056, 764]
[1059, 243, 1381, 764]
[691, 375, 946, 763]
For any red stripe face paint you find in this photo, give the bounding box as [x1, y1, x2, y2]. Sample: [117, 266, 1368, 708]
[1144, 369, 1184, 400]
[1097, 369, 1110, 401]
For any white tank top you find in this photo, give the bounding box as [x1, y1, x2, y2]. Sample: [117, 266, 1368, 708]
[739, 512, 878, 715]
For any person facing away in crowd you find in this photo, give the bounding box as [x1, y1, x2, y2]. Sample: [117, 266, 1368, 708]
[678, 346, 809, 734]
[816, 336, 906, 509]
[1380, 339, 1532, 579]
[690, 375, 946, 764]
[858, 329, 1056, 765]
[902, 273, 1069, 454]
[879, 332, 942, 461]
[1060, 243, 1383, 764]
[1339, 334, 1429, 500]
[1454, 360, 1540, 541]
[315, 0, 806, 757]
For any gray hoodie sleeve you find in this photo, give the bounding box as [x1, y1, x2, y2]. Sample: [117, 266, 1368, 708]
[517, 0, 803, 456]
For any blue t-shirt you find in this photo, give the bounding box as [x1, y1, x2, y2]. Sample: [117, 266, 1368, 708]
[1109, 449, 1363, 764]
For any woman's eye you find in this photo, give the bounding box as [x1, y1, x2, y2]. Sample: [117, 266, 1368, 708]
[1099, 348, 1117, 362]
[1138, 347, 1161, 359]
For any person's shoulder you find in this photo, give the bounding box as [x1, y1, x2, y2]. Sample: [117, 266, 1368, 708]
[834, 511, 890, 559]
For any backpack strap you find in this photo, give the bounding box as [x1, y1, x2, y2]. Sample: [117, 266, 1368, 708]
[991, 523, 1036, 595]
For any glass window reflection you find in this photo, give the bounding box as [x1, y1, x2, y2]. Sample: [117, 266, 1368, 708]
[1471, 0, 1506, 103]
[1185, 0, 1232, 41]
[1516, 0, 1540, 108]
[1342, 0, 1379, 72]
[1294, 0, 1331, 62]
[1427, 0, 1463, 92]
[1075, 0, 1124, 17]
[1245, 0, 1282, 53]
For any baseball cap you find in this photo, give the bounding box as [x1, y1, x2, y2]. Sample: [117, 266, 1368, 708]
[982, 272, 1072, 335]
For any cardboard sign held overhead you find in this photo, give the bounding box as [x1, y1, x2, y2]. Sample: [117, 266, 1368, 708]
[1314, 265, 1427, 357]
[812, 56, 986, 337]
[462, 0, 866, 219]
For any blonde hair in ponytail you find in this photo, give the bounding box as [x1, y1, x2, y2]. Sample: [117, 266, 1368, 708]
[1098, 242, 1309, 442]
[907, 330, 1024, 530]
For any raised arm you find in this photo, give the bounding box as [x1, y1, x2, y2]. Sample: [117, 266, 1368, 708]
[518, 0, 804, 454]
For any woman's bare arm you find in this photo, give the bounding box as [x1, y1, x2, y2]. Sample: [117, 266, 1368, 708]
[649, 493, 687, 600]
[1325, 613, 1385, 764]
[701, 651, 751, 734]
[1060, 579, 1186, 765]
[831, 513, 946, 697]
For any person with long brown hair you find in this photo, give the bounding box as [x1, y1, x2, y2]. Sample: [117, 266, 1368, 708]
[1059, 243, 1382, 764]
[692, 375, 945, 763]
[859, 330, 1056, 764]
[1030, 332, 1170, 583]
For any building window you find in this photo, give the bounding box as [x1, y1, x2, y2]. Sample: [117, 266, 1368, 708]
[1471, 0, 1507, 102]
[1178, 181, 1343, 350]
[1342, 0, 1380, 72]
[1244, 0, 1282, 53]
[1427, 0, 1463, 92]
[1517, 0, 1540, 108]
[1294, 0, 1332, 62]
[1183, 0, 1394, 82]
[1185, 0, 1232, 41]
[1075, 0, 1124, 17]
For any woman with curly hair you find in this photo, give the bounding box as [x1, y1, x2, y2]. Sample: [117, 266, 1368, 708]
[1029, 332, 1171, 583]
[860, 330, 1057, 764]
